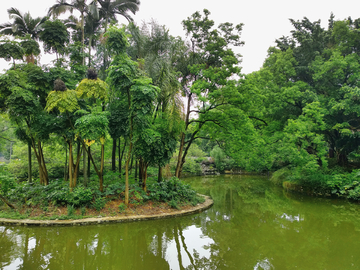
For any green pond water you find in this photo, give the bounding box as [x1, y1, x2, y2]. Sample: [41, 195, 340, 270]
[2, 174, 360, 270]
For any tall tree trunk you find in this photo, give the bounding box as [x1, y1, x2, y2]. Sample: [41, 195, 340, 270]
[64, 144, 68, 181]
[80, 140, 103, 192]
[119, 138, 127, 176]
[175, 133, 185, 178]
[100, 143, 104, 192]
[73, 141, 81, 184]
[31, 139, 48, 185]
[88, 36, 92, 67]
[28, 142, 32, 183]
[38, 142, 49, 185]
[138, 160, 143, 187]
[88, 146, 91, 177]
[125, 139, 133, 206]
[83, 144, 87, 186]
[112, 138, 116, 171]
[72, 145, 83, 189]
[175, 93, 192, 178]
[135, 159, 138, 183]
[118, 137, 121, 176]
[139, 158, 148, 191]
[129, 153, 134, 174]
[158, 166, 162, 183]
[69, 141, 74, 189]
[81, 11, 85, 66]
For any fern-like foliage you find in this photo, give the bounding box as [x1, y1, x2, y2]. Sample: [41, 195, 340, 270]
[76, 78, 109, 101]
[46, 90, 79, 113]
[75, 112, 109, 144]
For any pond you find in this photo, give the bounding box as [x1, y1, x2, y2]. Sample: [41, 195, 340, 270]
[2, 174, 360, 269]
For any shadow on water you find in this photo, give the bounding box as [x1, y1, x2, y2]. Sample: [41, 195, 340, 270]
[2, 174, 360, 269]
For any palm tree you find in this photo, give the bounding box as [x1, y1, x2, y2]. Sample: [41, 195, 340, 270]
[0, 8, 47, 39]
[96, 0, 140, 78]
[97, 0, 140, 32]
[48, 0, 98, 65]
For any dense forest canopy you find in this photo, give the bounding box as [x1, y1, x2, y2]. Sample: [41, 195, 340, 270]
[1, 1, 360, 203]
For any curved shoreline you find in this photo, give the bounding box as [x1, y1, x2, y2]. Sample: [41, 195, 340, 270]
[0, 196, 213, 226]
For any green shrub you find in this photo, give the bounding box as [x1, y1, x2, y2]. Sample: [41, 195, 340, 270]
[67, 205, 75, 216]
[0, 169, 17, 196]
[118, 203, 126, 213]
[92, 197, 106, 211]
[168, 199, 179, 209]
[210, 146, 226, 172]
[67, 186, 93, 207]
[147, 177, 202, 205]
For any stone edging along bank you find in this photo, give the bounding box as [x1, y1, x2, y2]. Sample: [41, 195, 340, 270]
[0, 196, 213, 227]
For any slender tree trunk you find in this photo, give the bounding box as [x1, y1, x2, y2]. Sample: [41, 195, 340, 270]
[175, 133, 185, 178]
[83, 144, 87, 186]
[88, 146, 91, 177]
[125, 139, 133, 206]
[135, 159, 138, 183]
[158, 166, 162, 183]
[100, 143, 104, 192]
[72, 145, 83, 189]
[28, 143, 32, 183]
[142, 165, 148, 192]
[88, 36, 92, 67]
[31, 139, 48, 185]
[80, 140, 103, 192]
[120, 139, 127, 176]
[129, 153, 134, 174]
[118, 137, 121, 176]
[81, 11, 85, 66]
[69, 141, 74, 189]
[138, 158, 143, 187]
[39, 142, 49, 185]
[64, 144, 68, 181]
[73, 141, 81, 184]
[139, 158, 148, 191]
[112, 138, 116, 171]
[175, 93, 192, 178]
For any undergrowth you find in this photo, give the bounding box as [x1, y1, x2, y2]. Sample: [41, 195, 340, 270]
[0, 171, 204, 219]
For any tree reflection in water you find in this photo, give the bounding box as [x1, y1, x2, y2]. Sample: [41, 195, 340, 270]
[3, 175, 360, 269]
[0, 216, 214, 270]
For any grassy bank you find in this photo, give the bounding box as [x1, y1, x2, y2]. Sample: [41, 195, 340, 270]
[270, 167, 360, 200]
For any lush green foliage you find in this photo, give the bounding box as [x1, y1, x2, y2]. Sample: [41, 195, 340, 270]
[3, 1, 360, 205]
[147, 177, 204, 207]
[0, 168, 203, 215]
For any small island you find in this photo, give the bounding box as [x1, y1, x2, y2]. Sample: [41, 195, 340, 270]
[0, 173, 213, 225]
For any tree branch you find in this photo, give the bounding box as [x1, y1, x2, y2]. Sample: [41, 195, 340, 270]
[0, 135, 15, 143]
[249, 116, 268, 126]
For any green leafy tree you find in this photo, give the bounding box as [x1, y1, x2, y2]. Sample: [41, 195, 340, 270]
[174, 9, 244, 178]
[0, 39, 24, 69]
[106, 26, 161, 204]
[1, 65, 56, 185]
[40, 19, 70, 61]
[20, 35, 41, 64]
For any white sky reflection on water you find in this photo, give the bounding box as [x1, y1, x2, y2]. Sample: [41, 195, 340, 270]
[166, 225, 214, 270]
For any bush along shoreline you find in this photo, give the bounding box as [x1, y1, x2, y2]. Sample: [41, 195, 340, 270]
[270, 166, 360, 201]
[0, 171, 205, 220]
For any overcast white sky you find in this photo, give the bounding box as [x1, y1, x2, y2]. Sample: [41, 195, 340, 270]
[0, 0, 359, 74]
